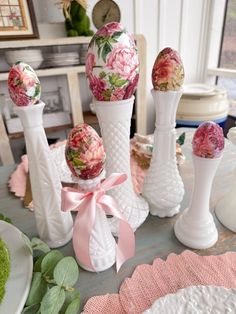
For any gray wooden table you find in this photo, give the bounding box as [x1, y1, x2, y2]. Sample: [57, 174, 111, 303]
[1, 130, 236, 310]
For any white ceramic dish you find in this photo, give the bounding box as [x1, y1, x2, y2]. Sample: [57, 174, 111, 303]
[0, 221, 33, 314]
[143, 285, 236, 314]
[183, 83, 216, 96]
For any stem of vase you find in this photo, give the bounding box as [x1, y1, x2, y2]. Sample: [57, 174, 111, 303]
[72, 171, 116, 272]
[174, 153, 222, 249]
[15, 101, 73, 248]
[143, 89, 184, 217]
[94, 96, 149, 234]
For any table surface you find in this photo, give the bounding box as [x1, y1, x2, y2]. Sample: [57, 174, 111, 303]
[1, 129, 236, 310]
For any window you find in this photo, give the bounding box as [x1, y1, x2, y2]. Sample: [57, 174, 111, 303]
[217, 0, 236, 101]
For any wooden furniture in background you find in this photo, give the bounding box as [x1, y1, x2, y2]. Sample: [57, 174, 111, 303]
[0, 112, 14, 165]
[0, 35, 147, 141]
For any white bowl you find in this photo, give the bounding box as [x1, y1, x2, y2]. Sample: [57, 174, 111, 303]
[5, 49, 43, 69]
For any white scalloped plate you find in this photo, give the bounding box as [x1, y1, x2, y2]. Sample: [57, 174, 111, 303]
[143, 285, 236, 314]
[183, 84, 216, 96]
[0, 221, 33, 314]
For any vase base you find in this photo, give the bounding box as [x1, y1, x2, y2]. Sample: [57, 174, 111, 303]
[174, 208, 218, 249]
[149, 204, 180, 218]
[215, 198, 236, 233]
[77, 251, 116, 272]
[108, 194, 149, 236]
[44, 227, 73, 248]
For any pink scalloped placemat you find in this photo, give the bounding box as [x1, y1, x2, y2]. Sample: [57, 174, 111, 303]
[82, 250, 236, 314]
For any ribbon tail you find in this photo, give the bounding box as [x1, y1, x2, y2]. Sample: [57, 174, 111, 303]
[116, 219, 135, 272]
[73, 195, 96, 271]
[99, 195, 135, 272]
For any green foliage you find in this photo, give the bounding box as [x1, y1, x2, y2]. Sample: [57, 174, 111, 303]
[64, 1, 94, 37]
[176, 132, 186, 146]
[0, 213, 12, 224]
[22, 238, 80, 314]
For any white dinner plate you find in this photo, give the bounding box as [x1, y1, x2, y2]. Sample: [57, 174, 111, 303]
[0, 221, 33, 314]
[183, 84, 216, 96]
[143, 285, 236, 314]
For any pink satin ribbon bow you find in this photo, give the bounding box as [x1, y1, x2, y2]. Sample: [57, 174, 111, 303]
[61, 173, 135, 272]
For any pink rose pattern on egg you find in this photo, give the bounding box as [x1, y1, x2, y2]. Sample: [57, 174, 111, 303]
[86, 22, 139, 101]
[152, 47, 184, 91]
[8, 61, 41, 106]
[65, 123, 106, 180]
[192, 121, 224, 159]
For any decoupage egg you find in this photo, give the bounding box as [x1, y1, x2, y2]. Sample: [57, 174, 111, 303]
[152, 47, 184, 91]
[8, 61, 41, 106]
[192, 121, 224, 158]
[65, 123, 106, 179]
[86, 22, 139, 101]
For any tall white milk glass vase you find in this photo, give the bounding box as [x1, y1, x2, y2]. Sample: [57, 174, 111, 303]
[143, 89, 184, 217]
[215, 127, 236, 232]
[15, 101, 73, 248]
[174, 153, 222, 249]
[94, 96, 149, 234]
[73, 172, 116, 272]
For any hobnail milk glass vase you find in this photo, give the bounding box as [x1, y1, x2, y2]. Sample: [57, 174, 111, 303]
[94, 96, 149, 234]
[74, 172, 116, 272]
[215, 127, 236, 232]
[174, 153, 222, 249]
[15, 101, 73, 248]
[143, 89, 184, 217]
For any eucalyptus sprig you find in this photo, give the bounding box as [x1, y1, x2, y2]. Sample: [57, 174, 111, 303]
[22, 237, 80, 314]
[0, 213, 12, 224]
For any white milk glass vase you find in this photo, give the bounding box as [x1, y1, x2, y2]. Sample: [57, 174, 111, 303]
[15, 101, 73, 248]
[174, 153, 222, 249]
[74, 172, 116, 272]
[94, 96, 149, 234]
[143, 89, 184, 217]
[215, 127, 236, 232]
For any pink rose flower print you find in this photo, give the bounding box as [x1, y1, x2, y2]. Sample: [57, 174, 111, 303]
[86, 53, 96, 75]
[96, 22, 123, 37]
[110, 88, 126, 101]
[106, 45, 139, 81]
[152, 47, 184, 91]
[8, 62, 41, 106]
[192, 121, 224, 158]
[88, 74, 107, 101]
[65, 123, 106, 179]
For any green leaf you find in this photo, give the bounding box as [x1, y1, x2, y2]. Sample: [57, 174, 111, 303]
[22, 304, 40, 314]
[31, 238, 50, 253]
[102, 43, 112, 62]
[114, 79, 127, 87]
[41, 250, 64, 278]
[99, 71, 106, 79]
[111, 31, 123, 39]
[108, 73, 119, 85]
[176, 132, 186, 146]
[22, 233, 33, 255]
[60, 290, 80, 314]
[40, 286, 65, 314]
[65, 297, 80, 314]
[0, 213, 12, 224]
[33, 253, 47, 272]
[54, 257, 79, 288]
[26, 272, 47, 306]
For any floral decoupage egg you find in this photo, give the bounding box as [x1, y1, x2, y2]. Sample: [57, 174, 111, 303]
[192, 121, 224, 159]
[8, 61, 41, 106]
[152, 47, 184, 91]
[86, 22, 139, 101]
[65, 123, 106, 180]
